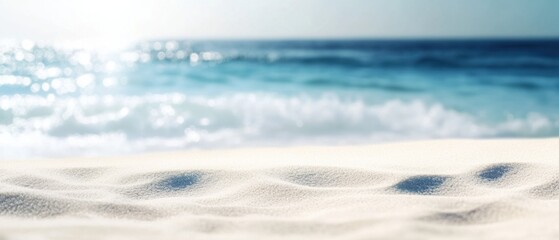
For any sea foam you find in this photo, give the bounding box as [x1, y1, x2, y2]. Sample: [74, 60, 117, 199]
[1, 93, 557, 159]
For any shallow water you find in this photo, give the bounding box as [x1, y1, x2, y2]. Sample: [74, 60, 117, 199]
[1, 40, 559, 159]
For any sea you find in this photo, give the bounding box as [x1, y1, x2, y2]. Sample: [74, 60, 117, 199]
[1, 39, 558, 159]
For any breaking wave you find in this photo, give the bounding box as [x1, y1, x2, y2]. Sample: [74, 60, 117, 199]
[1, 93, 557, 159]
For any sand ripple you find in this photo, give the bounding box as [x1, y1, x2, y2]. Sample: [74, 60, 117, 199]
[0, 160, 557, 239]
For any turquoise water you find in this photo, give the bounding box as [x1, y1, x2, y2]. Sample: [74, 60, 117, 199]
[1, 40, 559, 158]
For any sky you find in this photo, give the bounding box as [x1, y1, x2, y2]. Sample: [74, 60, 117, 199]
[0, 0, 558, 41]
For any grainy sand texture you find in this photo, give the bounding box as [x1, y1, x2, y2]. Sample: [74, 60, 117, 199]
[0, 139, 558, 240]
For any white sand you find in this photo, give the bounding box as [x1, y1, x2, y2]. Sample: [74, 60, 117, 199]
[1, 138, 558, 239]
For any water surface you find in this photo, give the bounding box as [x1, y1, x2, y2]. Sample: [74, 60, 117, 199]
[1, 39, 558, 159]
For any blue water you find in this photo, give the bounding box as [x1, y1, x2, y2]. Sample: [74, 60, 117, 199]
[1, 39, 558, 159]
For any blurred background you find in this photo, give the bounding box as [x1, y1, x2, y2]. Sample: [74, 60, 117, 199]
[1, 0, 558, 159]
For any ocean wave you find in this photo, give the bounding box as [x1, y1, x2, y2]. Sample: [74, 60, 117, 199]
[139, 40, 559, 71]
[125, 49, 559, 71]
[2, 41, 559, 82]
[0, 93, 557, 159]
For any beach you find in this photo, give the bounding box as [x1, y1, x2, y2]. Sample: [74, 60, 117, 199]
[1, 39, 558, 240]
[1, 1, 559, 239]
[1, 138, 558, 239]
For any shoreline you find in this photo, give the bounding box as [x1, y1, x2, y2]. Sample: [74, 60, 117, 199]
[5, 138, 559, 170]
